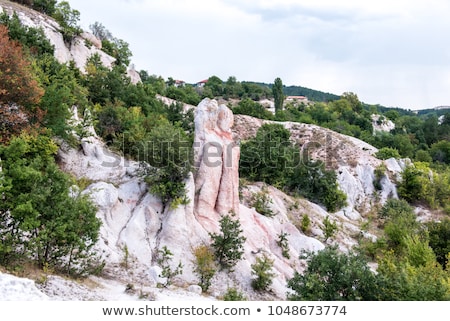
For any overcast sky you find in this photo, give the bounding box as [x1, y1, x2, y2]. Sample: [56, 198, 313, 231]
[69, 0, 450, 110]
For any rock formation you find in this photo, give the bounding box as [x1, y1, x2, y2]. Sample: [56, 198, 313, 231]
[193, 98, 240, 219]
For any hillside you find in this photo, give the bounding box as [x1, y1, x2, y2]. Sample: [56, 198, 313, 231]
[0, 1, 449, 302]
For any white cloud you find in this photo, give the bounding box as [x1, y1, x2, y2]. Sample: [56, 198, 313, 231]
[69, 0, 450, 109]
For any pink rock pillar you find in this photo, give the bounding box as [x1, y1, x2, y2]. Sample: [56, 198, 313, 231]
[193, 99, 240, 219]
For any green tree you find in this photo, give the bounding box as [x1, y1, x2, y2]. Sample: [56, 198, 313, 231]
[239, 123, 296, 187]
[232, 98, 273, 120]
[376, 249, 450, 300]
[89, 21, 113, 41]
[223, 76, 242, 98]
[276, 232, 290, 259]
[192, 244, 218, 292]
[222, 287, 247, 301]
[322, 216, 338, 242]
[287, 160, 347, 212]
[398, 165, 423, 203]
[0, 133, 102, 275]
[32, 0, 57, 15]
[251, 254, 275, 291]
[430, 140, 450, 164]
[209, 212, 246, 271]
[378, 198, 421, 254]
[37, 54, 88, 138]
[204, 75, 223, 97]
[341, 92, 363, 113]
[53, 1, 82, 42]
[273, 77, 284, 114]
[101, 37, 132, 69]
[156, 246, 183, 287]
[426, 219, 450, 269]
[144, 122, 192, 209]
[0, 11, 54, 56]
[375, 147, 401, 160]
[287, 246, 378, 300]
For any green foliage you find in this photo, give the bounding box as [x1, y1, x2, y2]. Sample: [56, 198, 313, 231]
[165, 85, 201, 106]
[251, 186, 275, 217]
[240, 123, 296, 188]
[222, 287, 247, 301]
[287, 246, 378, 300]
[430, 140, 450, 164]
[241, 82, 272, 100]
[223, 76, 243, 99]
[0, 11, 54, 56]
[204, 75, 223, 97]
[287, 160, 347, 212]
[240, 124, 346, 212]
[426, 219, 450, 269]
[376, 250, 450, 300]
[398, 163, 450, 209]
[192, 244, 218, 292]
[414, 149, 432, 163]
[209, 212, 247, 271]
[232, 98, 273, 120]
[375, 147, 401, 160]
[341, 92, 363, 113]
[322, 216, 338, 242]
[300, 214, 311, 235]
[371, 132, 415, 159]
[53, 1, 82, 42]
[36, 54, 88, 138]
[373, 164, 387, 191]
[398, 165, 424, 203]
[378, 198, 414, 220]
[0, 133, 102, 275]
[89, 21, 112, 41]
[32, 0, 58, 15]
[156, 246, 183, 287]
[378, 198, 422, 254]
[251, 254, 275, 291]
[101, 37, 132, 69]
[276, 232, 290, 259]
[273, 77, 284, 113]
[143, 122, 192, 208]
[120, 244, 130, 270]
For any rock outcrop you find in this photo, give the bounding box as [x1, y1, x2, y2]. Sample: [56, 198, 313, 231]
[193, 98, 240, 220]
[233, 114, 403, 220]
[57, 98, 326, 300]
[0, 1, 139, 80]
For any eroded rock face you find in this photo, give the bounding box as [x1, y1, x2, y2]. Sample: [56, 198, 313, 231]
[193, 98, 240, 218]
[58, 99, 327, 300]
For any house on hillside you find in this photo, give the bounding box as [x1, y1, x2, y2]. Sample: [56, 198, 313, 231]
[174, 80, 185, 87]
[285, 95, 308, 103]
[196, 79, 208, 88]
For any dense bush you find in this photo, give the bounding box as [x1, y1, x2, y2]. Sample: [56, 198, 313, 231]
[251, 254, 275, 291]
[209, 212, 246, 271]
[0, 133, 102, 275]
[375, 147, 401, 160]
[0, 24, 44, 108]
[240, 123, 346, 212]
[192, 245, 217, 292]
[287, 246, 378, 300]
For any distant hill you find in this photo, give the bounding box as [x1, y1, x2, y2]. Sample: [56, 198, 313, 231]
[249, 81, 341, 102]
[416, 106, 450, 117]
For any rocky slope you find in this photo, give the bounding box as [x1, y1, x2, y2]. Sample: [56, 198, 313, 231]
[0, 0, 140, 82]
[0, 2, 410, 301]
[44, 97, 407, 301]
